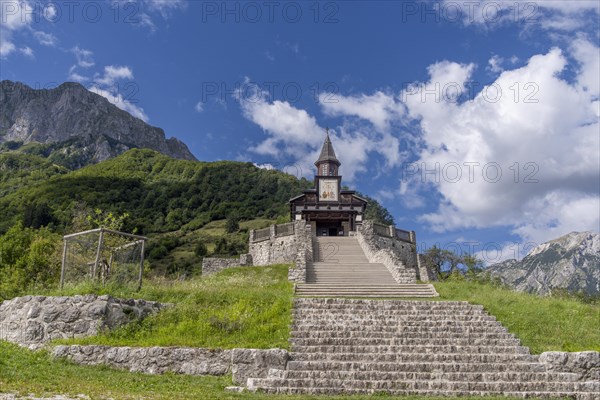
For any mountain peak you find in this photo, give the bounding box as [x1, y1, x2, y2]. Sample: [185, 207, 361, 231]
[0, 80, 197, 168]
[488, 231, 600, 296]
[528, 231, 599, 258]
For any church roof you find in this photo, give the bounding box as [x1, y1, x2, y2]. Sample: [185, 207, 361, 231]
[315, 132, 341, 166]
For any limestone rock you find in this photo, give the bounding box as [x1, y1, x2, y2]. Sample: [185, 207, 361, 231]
[0, 295, 165, 349]
[0, 80, 196, 168]
[488, 232, 600, 296]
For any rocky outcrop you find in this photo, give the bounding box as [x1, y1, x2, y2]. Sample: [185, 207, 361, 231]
[0, 80, 196, 168]
[0, 295, 165, 349]
[487, 232, 600, 296]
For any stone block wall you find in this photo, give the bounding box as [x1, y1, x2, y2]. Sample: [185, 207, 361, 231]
[417, 253, 437, 282]
[52, 345, 232, 375]
[538, 351, 600, 381]
[288, 224, 313, 283]
[52, 345, 289, 386]
[357, 220, 418, 284]
[231, 348, 289, 385]
[201, 254, 253, 276]
[249, 221, 308, 267]
[0, 295, 165, 350]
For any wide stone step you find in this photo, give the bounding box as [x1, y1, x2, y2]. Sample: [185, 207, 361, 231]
[248, 382, 599, 399]
[297, 283, 440, 292]
[306, 271, 393, 275]
[296, 288, 433, 293]
[292, 320, 506, 327]
[314, 259, 374, 262]
[270, 369, 581, 383]
[296, 288, 440, 294]
[297, 293, 441, 298]
[291, 352, 539, 363]
[295, 285, 439, 297]
[291, 313, 493, 319]
[285, 361, 546, 373]
[289, 337, 522, 347]
[293, 299, 477, 308]
[292, 315, 498, 323]
[292, 344, 530, 354]
[292, 307, 489, 314]
[290, 331, 516, 339]
[248, 378, 600, 393]
[291, 326, 510, 335]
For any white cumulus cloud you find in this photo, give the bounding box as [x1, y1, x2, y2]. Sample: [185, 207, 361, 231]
[402, 43, 599, 245]
[0, 0, 33, 57]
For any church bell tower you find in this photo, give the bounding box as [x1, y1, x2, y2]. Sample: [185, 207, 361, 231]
[289, 129, 368, 236]
[315, 130, 342, 202]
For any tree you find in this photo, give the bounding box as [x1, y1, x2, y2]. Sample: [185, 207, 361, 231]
[463, 254, 485, 277]
[22, 202, 55, 229]
[421, 245, 449, 278]
[194, 241, 208, 257]
[225, 214, 240, 233]
[357, 192, 395, 226]
[71, 204, 130, 232]
[0, 222, 61, 300]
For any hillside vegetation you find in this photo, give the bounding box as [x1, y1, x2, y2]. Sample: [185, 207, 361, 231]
[0, 148, 312, 234]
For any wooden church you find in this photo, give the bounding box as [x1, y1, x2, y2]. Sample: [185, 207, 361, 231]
[289, 132, 368, 236]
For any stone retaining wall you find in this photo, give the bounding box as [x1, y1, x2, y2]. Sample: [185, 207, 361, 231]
[249, 222, 306, 266]
[0, 295, 165, 350]
[538, 351, 600, 381]
[417, 253, 437, 282]
[201, 254, 252, 276]
[52, 345, 289, 385]
[288, 224, 313, 283]
[357, 221, 418, 283]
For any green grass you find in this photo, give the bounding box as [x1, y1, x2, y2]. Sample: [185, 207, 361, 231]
[1, 342, 520, 400]
[434, 279, 600, 353]
[53, 265, 294, 349]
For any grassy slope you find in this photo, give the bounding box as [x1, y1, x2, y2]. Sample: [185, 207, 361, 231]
[434, 280, 600, 353]
[54, 265, 293, 349]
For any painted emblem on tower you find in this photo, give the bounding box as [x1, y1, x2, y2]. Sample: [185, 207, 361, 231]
[319, 179, 338, 201]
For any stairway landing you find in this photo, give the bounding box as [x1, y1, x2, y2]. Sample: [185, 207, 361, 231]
[297, 236, 437, 298]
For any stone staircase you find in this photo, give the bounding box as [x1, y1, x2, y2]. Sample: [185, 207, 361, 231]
[248, 299, 599, 398]
[296, 236, 437, 298]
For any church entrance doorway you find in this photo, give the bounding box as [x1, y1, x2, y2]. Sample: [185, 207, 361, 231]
[317, 221, 343, 236]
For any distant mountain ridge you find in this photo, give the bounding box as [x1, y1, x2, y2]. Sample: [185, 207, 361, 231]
[487, 231, 600, 296]
[0, 80, 196, 168]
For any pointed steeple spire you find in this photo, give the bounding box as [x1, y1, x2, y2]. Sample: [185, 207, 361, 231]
[315, 128, 341, 167]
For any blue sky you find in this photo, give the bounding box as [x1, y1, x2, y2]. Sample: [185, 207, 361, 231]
[1, 0, 599, 263]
